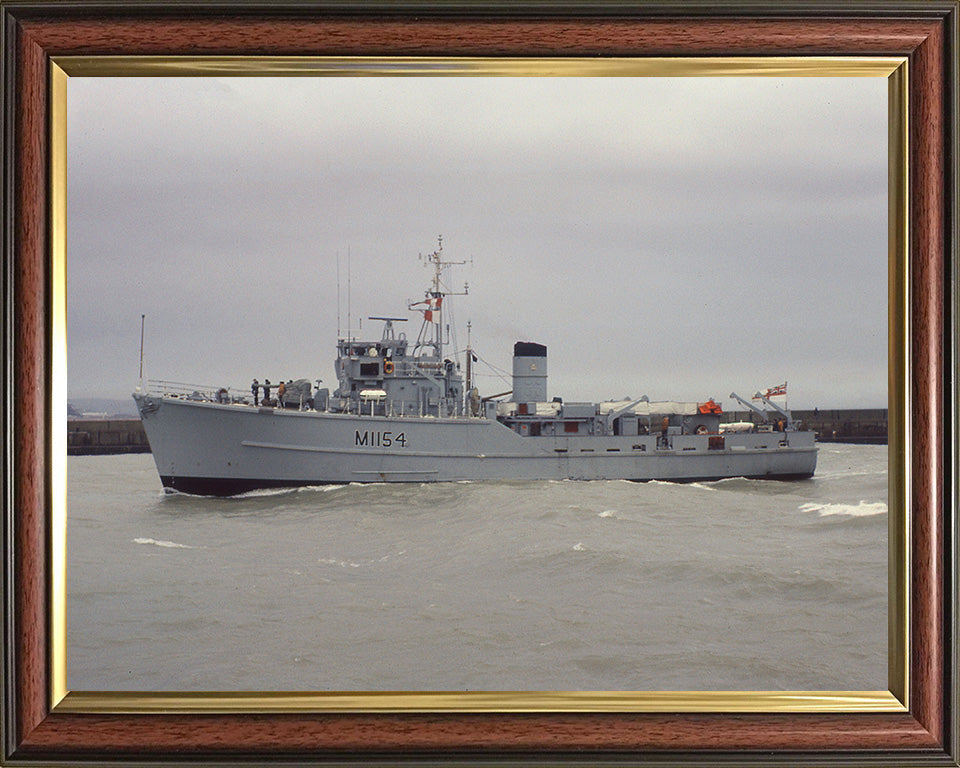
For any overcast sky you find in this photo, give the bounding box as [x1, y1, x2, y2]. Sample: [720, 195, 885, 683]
[67, 75, 887, 410]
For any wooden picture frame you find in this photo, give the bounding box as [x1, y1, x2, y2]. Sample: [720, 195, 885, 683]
[3, 2, 956, 765]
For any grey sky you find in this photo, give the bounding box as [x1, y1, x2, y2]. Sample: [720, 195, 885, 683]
[67, 75, 887, 409]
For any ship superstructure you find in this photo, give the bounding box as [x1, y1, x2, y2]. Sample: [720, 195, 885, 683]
[133, 239, 817, 496]
[321, 239, 468, 419]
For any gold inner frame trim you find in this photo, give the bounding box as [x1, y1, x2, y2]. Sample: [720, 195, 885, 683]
[50, 61, 69, 709]
[58, 689, 904, 715]
[54, 55, 904, 78]
[49, 55, 909, 715]
[886, 62, 910, 708]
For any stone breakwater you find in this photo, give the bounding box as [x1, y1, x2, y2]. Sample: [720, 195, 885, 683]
[67, 419, 149, 455]
[724, 408, 887, 445]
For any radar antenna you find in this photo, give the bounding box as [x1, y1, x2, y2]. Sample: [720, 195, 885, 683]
[369, 316, 408, 342]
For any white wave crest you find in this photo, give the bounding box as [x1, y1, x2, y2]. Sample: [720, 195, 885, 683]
[689, 482, 718, 492]
[572, 542, 586, 551]
[799, 501, 888, 518]
[296, 484, 343, 494]
[598, 510, 617, 518]
[232, 487, 296, 498]
[133, 537, 201, 549]
[318, 557, 362, 568]
[231, 483, 337, 498]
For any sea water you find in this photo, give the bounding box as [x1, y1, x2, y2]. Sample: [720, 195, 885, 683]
[67, 443, 887, 692]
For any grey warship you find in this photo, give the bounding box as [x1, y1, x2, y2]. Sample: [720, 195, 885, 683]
[133, 240, 817, 496]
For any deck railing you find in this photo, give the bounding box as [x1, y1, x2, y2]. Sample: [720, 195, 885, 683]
[146, 379, 248, 404]
[146, 378, 471, 417]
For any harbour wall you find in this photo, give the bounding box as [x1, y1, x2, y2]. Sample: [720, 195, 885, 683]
[724, 408, 888, 444]
[67, 408, 888, 455]
[67, 419, 150, 455]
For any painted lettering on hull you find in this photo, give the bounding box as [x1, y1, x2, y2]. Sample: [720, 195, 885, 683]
[355, 430, 407, 448]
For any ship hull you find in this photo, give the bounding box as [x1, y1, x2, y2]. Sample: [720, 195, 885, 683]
[134, 394, 818, 496]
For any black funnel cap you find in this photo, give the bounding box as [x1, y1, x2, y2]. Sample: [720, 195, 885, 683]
[513, 342, 547, 358]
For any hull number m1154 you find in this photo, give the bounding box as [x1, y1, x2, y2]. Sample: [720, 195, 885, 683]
[356, 430, 407, 448]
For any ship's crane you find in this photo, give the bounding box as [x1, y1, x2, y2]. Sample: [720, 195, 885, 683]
[729, 391, 794, 429]
[754, 393, 792, 427]
[729, 391, 770, 422]
[604, 396, 650, 432]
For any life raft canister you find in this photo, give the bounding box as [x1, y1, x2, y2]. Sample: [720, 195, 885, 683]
[383, 360, 395, 374]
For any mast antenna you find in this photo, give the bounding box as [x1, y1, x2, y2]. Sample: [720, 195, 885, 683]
[347, 246, 352, 342]
[336, 251, 341, 339]
[465, 319, 473, 412]
[138, 314, 146, 390]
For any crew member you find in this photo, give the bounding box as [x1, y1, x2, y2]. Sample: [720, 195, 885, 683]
[263, 379, 271, 404]
[277, 380, 286, 408]
[251, 379, 259, 406]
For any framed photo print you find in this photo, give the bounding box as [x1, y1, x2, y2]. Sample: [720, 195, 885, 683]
[2, 2, 956, 766]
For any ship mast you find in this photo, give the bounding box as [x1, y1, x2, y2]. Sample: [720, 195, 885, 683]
[411, 235, 469, 359]
[465, 320, 473, 410]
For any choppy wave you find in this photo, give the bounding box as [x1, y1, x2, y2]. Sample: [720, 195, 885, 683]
[689, 482, 718, 492]
[72, 447, 889, 692]
[230, 487, 299, 498]
[223, 484, 340, 499]
[799, 501, 887, 518]
[654, 558, 875, 602]
[318, 549, 406, 569]
[646, 480, 723, 492]
[133, 537, 202, 549]
[814, 469, 883, 480]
